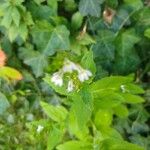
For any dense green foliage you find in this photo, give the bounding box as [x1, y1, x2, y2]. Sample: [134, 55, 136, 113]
[0, 0, 149, 149]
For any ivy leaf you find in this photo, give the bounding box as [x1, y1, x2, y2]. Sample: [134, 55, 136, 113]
[1, 6, 12, 28]
[43, 25, 70, 56]
[12, 7, 20, 27]
[79, 0, 102, 17]
[92, 30, 115, 72]
[8, 24, 28, 42]
[113, 29, 141, 74]
[0, 92, 10, 115]
[123, 0, 143, 10]
[19, 48, 48, 77]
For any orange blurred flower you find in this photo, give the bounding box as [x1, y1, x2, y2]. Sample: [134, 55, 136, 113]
[0, 50, 7, 67]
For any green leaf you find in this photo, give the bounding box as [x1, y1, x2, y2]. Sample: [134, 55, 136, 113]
[79, 0, 102, 17]
[90, 76, 133, 93]
[71, 94, 92, 130]
[19, 47, 48, 77]
[0, 67, 22, 80]
[113, 104, 129, 118]
[0, 92, 10, 115]
[8, 25, 18, 42]
[111, 141, 144, 150]
[47, 126, 64, 150]
[33, 0, 45, 5]
[93, 30, 115, 61]
[40, 101, 68, 123]
[93, 91, 124, 110]
[123, 0, 143, 10]
[125, 83, 144, 94]
[94, 109, 112, 127]
[43, 25, 70, 56]
[144, 28, 150, 38]
[56, 140, 92, 150]
[12, 7, 20, 27]
[81, 50, 96, 75]
[71, 11, 83, 30]
[114, 29, 141, 74]
[1, 6, 12, 28]
[121, 93, 145, 104]
[100, 139, 144, 150]
[92, 30, 115, 72]
[8, 24, 28, 42]
[18, 24, 28, 41]
[77, 33, 95, 45]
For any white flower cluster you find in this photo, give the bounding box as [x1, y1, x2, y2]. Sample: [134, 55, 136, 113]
[51, 59, 92, 92]
[37, 125, 44, 133]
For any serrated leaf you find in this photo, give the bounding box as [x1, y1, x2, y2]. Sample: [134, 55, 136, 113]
[81, 50, 96, 75]
[113, 104, 129, 118]
[0, 67, 22, 80]
[40, 101, 68, 123]
[125, 83, 144, 94]
[111, 141, 144, 150]
[43, 25, 70, 56]
[93, 91, 124, 110]
[56, 140, 92, 150]
[79, 0, 102, 17]
[0, 92, 10, 115]
[90, 76, 133, 93]
[47, 126, 64, 150]
[121, 93, 145, 104]
[71, 94, 92, 130]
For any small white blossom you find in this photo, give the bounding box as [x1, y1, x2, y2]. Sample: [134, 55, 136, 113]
[62, 59, 77, 73]
[120, 85, 126, 93]
[37, 125, 44, 133]
[67, 80, 74, 92]
[78, 69, 92, 82]
[51, 72, 63, 87]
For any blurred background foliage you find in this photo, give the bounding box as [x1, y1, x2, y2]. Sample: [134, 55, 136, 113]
[0, 0, 149, 149]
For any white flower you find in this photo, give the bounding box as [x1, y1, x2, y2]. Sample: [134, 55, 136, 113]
[51, 72, 63, 87]
[37, 125, 44, 133]
[67, 80, 74, 92]
[120, 85, 126, 93]
[78, 69, 92, 82]
[62, 59, 77, 73]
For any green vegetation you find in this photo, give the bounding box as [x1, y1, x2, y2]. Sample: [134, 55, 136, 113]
[0, 0, 149, 149]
